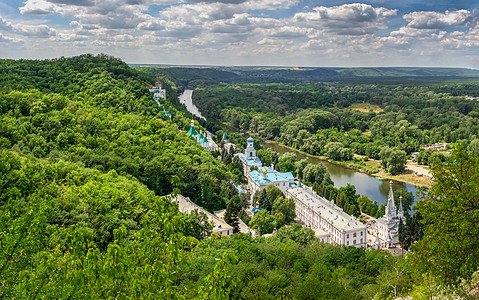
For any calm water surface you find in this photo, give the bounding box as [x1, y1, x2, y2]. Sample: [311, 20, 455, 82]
[262, 141, 423, 207]
[179, 90, 205, 119]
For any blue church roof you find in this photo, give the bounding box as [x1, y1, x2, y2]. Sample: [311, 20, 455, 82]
[248, 167, 294, 186]
[235, 153, 263, 167]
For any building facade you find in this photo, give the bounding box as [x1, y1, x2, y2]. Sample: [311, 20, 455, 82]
[420, 143, 449, 151]
[187, 120, 219, 152]
[247, 167, 295, 197]
[285, 186, 368, 248]
[374, 182, 404, 248]
[148, 81, 166, 100]
[234, 137, 263, 177]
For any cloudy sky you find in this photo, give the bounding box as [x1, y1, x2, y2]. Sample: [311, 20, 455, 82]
[1, 0, 478, 67]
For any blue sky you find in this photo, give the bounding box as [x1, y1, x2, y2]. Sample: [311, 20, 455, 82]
[0, 0, 478, 68]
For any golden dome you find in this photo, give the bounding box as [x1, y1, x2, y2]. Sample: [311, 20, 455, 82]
[255, 201, 259, 205]
[261, 168, 268, 174]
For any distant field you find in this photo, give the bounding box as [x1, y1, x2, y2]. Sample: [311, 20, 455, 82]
[350, 103, 384, 113]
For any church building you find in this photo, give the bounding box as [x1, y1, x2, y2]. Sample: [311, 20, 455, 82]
[286, 185, 368, 248]
[187, 119, 218, 152]
[235, 137, 296, 198]
[248, 167, 295, 196]
[234, 137, 263, 177]
[374, 181, 405, 248]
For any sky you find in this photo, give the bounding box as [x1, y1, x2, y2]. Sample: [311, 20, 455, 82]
[0, 0, 478, 68]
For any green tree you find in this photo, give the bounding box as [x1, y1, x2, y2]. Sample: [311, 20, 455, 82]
[339, 184, 359, 206]
[302, 163, 333, 186]
[411, 146, 479, 284]
[276, 158, 295, 173]
[393, 188, 414, 212]
[325, 142, 344, 161]
[249, 210, 275, 236]
[264, 185, 283, 209]
[272, 196, 296, 224]
[183, 209, 214, 240]
[197, 251, 239, 300]
[379, 146, 407, 175]
[294, 159, 309, 180]
[224, 196, 241, 233]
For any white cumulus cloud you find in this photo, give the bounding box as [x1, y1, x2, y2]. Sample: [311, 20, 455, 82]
[294, 3, 397, 35]
[19, 0, 57, 15]
[404, 9, 475, 29]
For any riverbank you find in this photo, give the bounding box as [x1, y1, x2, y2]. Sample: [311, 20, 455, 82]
[262, 140, 432, 188]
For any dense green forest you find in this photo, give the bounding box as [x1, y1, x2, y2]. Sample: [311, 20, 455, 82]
[0, 55, 238, 297]
[2, 56, 479, 298]
[191, 80, 479, 172]
[132, 65, 479, 87]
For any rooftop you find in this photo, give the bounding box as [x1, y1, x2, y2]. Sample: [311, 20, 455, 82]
[248, 166, 294, 186]
[313, 228, 330, 237]
[288, 187, 367, 232]
[235, 153, 263, 167]
[173, 195, 233, 234]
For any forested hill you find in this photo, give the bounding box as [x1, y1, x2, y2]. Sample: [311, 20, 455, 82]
[2, 55, 479, 298]
[0, 54, 243, 297]
[0, 54, 239, 210]
[130, 64, 479, 86]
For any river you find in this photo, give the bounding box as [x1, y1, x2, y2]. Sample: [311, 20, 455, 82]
[178, 90, 423, 208]
[179, 90, 205, 120]
[261, 141, 423, 207]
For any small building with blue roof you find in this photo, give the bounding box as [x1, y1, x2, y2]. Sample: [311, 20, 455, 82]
[248, 166, 296, 197]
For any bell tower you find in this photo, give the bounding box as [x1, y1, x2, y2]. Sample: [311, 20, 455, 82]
[245, 137, 256, 159]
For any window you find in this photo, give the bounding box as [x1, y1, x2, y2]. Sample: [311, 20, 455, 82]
[360, 238, 363, 243]
[353, 240, 356, 244]
[347, 241, 349, 245]
[250, 152, 252, 156]
[353, 233, 357, 237]
[361, 231, 363, 236]
[347, 234, 349, 238]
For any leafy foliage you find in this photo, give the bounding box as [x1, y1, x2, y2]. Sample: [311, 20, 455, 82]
[181, 228, 400, 299]
[379, 147, 407, 175]
[0, 55, 243, 298]
[190, 79, 479, 173]
[411, 146, 479, 284]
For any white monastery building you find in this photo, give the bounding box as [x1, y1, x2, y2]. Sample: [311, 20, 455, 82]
[285, 186, 368, 248]
[247, 167, 295, 197]
[235, 137, 296, 199]
[148, 80, 166, 100]
[173, 194, 233, 237]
